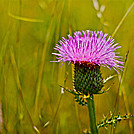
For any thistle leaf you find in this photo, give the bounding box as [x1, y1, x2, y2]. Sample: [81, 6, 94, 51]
[59, 85, 87, 106]
[97, 113, 133, 129]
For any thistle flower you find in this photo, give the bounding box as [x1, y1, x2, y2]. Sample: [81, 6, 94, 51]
[52, 30, 124, 95]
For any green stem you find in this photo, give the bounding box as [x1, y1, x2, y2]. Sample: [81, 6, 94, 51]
[87, 95, 98, 134]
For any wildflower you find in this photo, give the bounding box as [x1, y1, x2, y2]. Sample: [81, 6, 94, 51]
[52, 30, 124, 95]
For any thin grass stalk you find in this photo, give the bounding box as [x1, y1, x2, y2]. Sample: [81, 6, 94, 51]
[10, 47, 39, 134]
[34, 0, 59, 112]
[50, 70, 67, 133]
[111, 2, 134, 133]
[112, 2, 134, 37]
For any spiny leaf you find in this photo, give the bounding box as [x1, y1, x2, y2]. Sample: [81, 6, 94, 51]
[59, 85, 87, 106]
[59, 85, 82, 96]
[83, 113, 133, 134]
[97, 113, 133, 129]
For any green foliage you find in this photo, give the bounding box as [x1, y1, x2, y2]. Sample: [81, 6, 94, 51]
[59, 85, 88, 106]
[97, 113, 133, 129]
[83, 113, 133, 134]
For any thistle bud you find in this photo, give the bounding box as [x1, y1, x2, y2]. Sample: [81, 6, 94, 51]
[74, 62, 103, 95]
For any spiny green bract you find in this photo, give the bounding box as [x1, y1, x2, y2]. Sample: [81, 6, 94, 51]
[74, 63, 103, 95]
[97, 113, 133, 129]
[83, 114, 133, 134]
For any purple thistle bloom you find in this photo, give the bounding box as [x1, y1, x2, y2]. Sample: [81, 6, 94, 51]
[52, 30, 124, 71]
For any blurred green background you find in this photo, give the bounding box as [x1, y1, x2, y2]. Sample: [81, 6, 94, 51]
[0, 0, 134, 133]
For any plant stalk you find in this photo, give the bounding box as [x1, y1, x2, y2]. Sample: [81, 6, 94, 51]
[87, 95, 98, 134]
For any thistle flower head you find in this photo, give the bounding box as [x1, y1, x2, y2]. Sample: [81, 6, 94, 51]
[52, 30, 124, 71]
[52, 30, 124, 95]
